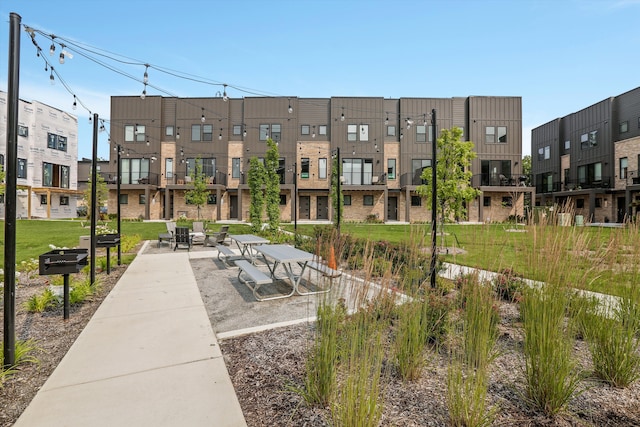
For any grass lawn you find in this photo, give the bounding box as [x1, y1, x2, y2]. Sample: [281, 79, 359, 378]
[2, 219, 635, 297]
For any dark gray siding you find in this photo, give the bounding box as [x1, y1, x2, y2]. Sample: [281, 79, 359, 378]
[613, 87, 640, 142]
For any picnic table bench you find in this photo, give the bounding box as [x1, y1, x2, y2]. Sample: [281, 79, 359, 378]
[216, 244, 242, 267]
[236, 260, 279, 301]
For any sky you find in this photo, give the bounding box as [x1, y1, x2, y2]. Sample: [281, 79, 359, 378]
[1, 0, 640, 160]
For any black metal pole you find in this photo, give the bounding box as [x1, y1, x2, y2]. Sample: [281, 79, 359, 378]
[117, 145, 121, 265]
[336, 147, 341, 236]
[293, 162, 297, 235]
[3, 12, 21, 368]
[90, 113, 98, 286]
[430, 109, 437, 288]
[63, 274, 70, 320]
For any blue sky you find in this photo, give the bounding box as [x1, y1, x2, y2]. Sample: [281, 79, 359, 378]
[2, 0, 640, 160]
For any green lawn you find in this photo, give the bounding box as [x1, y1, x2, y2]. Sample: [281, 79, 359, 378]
[2, 220, 635, 297]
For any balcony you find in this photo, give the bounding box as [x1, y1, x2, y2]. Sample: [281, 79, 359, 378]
[166, 171, 228, 187]
[471, 174, 531, 188]
[562, 177, 612, 191]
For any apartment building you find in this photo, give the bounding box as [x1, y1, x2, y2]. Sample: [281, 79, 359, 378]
[109, 95, 528, 223]
[0, 91, 81, 219]
[531, 86, 640, 223]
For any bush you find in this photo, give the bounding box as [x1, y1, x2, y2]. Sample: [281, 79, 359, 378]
[492, 268, 525, 302]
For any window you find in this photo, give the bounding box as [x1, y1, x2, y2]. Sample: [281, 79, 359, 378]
[577, 162, 602, 185]
[485, 126, 495, 143]
[342, 158, 374, 185]
[387, 159, 396, 180]
[620, 157, 628, 179]
[544, 145, 550, 160]
[580, 133, 589, 149]
[259, 124, 269, 141]
[277, 158, 285, 184]
[18, 125, 28, 137]
[60, 196, 69, 206]
[301, 125, 310, 135]
[318, 158, 327, 179]
[165, 158, 174, 178]
[139, 194, 146, 204]
[17, 158, 27, 179]
[301, 158, 310, 179]
[595, 198, 602, 208]
[191, 124, 201, 141]
[271, 124, 281, 142]
[483, 196, 491, 207]
[202, 124, 213, 141]
[124, 125, 135, 142]
[186, 157, 216, 177]
[119, 194, 128, 204]
[40, 195, 48, 205]
[343, 195, 351, 206]
[412, 159, 431, 184]
[565, 140, 570, 150]
[347, 124, 357, 141]
[120, 158, 150, 184]
[416, 125, 427, 142]
[387, 125, 396, 136]
[47, 133, 67, 152]
[135, 125, 146, 142]
[318, 125, 327, 136]
[502, 196, 513, 207]
[363, 195, 374, 206]
[497, 126, 507, 143]
[165, 125, 174, 136]
[538, 148, 544, 161]
[485, 126, 507, 143]
[279, 194, 287, 205]
[576, 199, 584, 209]
[207, 194, 217, 205]
[359, 124, 369, 141]
[233, 125, 242, 136]
[620, 121, 629, 133]
[232, 158, 241, 178]
[411, 195, 422, 206]
[589, 130, 598, 147]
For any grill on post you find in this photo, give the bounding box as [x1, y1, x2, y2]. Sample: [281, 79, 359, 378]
[39, 249, 89, 320]
[96, 233, 120, 274]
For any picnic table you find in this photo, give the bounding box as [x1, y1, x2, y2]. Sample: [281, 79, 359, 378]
[229, 234, 270, 264]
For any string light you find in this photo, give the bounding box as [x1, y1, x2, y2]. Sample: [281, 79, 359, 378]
[222, 84, 228, 102]
[176, 127, 180, 139]
[143, 64, 149, 84]
[59, 52, 65, 64]
[49, 66, 55, 84]
[312, 125, 316, 138]
[141, 84, 147, 100]
[385, 113, 389, 125]
[49, 42, 55, 56]
[72, 95, 77, 110]
[288, 98, 293, 114]
[201, 108, 205, 123]
[341, 107, 345, 122]
[219, 128, 223, 140]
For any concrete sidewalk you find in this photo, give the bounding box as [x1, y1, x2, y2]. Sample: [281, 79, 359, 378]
[15, 242, 247, 427]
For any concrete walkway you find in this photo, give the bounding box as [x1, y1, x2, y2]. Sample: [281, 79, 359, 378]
[15, 242, 247, 427]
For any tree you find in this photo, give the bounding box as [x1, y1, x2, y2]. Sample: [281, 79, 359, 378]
[264, 138, 281, 233]
[83, 172, 109, 219]
[247, 156, 266, 233]
[521, 154, 531, 186]
[417, 127, 480, 225]
[185, 157, 209, 219]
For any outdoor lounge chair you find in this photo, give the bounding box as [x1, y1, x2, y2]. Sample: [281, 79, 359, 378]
[205, 225, 229, 246]
[158, 221, 176, 247]
[191, 221, 206, 245]
[174, 226, 192, 251]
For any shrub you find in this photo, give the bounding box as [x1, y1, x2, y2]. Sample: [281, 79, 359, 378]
[23, 288, 56, 313]
[1, 339, 40, 385]
[492, 268, 525, 302]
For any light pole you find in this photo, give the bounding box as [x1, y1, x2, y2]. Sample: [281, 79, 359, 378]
[332, 147, 341, 236]
[116, 144, 122, 265]
[430, 109, 437, 289]
[288, 162, 298, 239]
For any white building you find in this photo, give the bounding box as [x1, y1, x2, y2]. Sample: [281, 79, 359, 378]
[0, 91, 80, 219]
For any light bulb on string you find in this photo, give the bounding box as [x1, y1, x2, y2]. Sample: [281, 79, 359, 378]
[143, 64, 149, 84]
[176, 128, 180, 140]
[288, 98, 293, 114]
[49, 43, 55, 56]
[201, 108, 205, 123]
[219, 128, 223, 140]
[49, 67, 55, 85]
[72, 95, 77, 110]
[222, 84, 228, 102]
[141, 84, 147, 100]
[59, 52, 64, 64]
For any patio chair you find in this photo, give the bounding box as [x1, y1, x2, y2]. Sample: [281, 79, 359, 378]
[158, 221, 176, 247]
[191, 221, 206, 245]
[174, 226, 192, 251]
[204, 225, 229, 247]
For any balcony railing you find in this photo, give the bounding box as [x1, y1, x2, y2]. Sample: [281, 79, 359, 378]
[471, 173, 530, 188]
[166, 171, 227, 186]
[561, 177, 612, 191]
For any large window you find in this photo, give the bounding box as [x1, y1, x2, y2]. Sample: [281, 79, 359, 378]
[387, 158, 396, 180]
[17, 158, 27, 179]
[359, 124, 369, 141]
[620, 121, 629, 133]
[186, 157, 216, 177]
[416, 125, 427, 142]
[259, 123, 281, 141]
[191, 124, 201, 141]
[577, 162, 602, 186]
[363, 195, 374, 206]
[347, 124, 369, 142]
[481, 160, 511, 186]
[581, 130, 598, 149]
[42, 162, 70, 188]
[202, 124, 213, 141]
[485, 126, 507, 143]
[342, 158, 373, 185]
[18, 125, 28, 137]
[347, 124, 357, 141]
[47, 132, 67, 152]
[412, 159, 431, 184]
[120, 158, 150, 184]
[318, 158, 327, 179]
